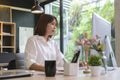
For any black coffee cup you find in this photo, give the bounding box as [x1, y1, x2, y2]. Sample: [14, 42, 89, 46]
[45, 60, 56, 77]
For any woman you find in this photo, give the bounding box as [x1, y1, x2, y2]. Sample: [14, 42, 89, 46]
[24, 14, 64, 71]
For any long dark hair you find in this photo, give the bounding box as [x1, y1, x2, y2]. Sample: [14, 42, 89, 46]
[35, 14, 58, 37]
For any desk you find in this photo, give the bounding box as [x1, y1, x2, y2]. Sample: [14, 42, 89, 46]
[2, 68, 120, 80]
[0, 63, 8, 70]
[0, 63, 8, 67]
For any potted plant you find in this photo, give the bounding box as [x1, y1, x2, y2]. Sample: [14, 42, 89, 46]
[88, 55, 102, 76]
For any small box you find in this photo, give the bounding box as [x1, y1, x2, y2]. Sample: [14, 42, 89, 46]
[64, 62, 79, 76]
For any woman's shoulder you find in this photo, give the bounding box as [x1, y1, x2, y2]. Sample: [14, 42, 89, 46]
[28, 35, 37, 40]
[27, 35, 41, 41]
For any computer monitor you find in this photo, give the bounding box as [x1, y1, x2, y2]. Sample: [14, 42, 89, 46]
[92, 12, 111, 41]
[92, 13, 117, 68]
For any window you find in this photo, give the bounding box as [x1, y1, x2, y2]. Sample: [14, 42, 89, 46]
[45, 0, 115, 63]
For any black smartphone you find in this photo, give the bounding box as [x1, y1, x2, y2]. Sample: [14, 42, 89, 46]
[71, 50, 80, 63]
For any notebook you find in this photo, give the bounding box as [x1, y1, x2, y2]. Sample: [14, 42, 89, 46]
[0, 70, 32, 79]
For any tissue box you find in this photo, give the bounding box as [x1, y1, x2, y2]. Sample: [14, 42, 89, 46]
[64, 62, 79, 76]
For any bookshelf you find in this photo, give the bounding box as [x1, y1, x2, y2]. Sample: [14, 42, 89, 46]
[0, 21, 16, 53]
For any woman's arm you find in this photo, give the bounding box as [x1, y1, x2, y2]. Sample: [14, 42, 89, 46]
[25, 37, 45, 71]
[29, 63, 45, 71]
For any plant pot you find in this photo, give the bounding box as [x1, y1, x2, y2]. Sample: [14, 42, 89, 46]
[90, 66, 102, 76]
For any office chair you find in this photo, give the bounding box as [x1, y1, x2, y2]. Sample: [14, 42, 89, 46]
[0, 53, 16, 69]
[15, 53, 25, 69]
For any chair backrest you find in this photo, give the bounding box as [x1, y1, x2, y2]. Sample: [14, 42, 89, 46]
[0, 53, 16, 69]
[0, 53, 15, 63]
[15, 53, 25, 69]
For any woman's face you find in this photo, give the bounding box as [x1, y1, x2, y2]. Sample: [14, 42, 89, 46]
[46, 19, 57, 36]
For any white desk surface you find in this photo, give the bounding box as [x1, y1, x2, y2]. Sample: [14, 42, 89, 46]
[0, 63, 8, 67]
[1, 68, 120, 80]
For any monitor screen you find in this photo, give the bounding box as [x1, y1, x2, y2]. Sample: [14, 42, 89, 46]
[92, 12, 111, 41]
[92, 13, 117, 67]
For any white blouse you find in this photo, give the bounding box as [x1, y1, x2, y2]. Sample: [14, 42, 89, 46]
[24, 35, 64, 69]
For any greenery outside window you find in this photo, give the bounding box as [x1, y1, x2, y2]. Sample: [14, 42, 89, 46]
[46, 0, 114, 62]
